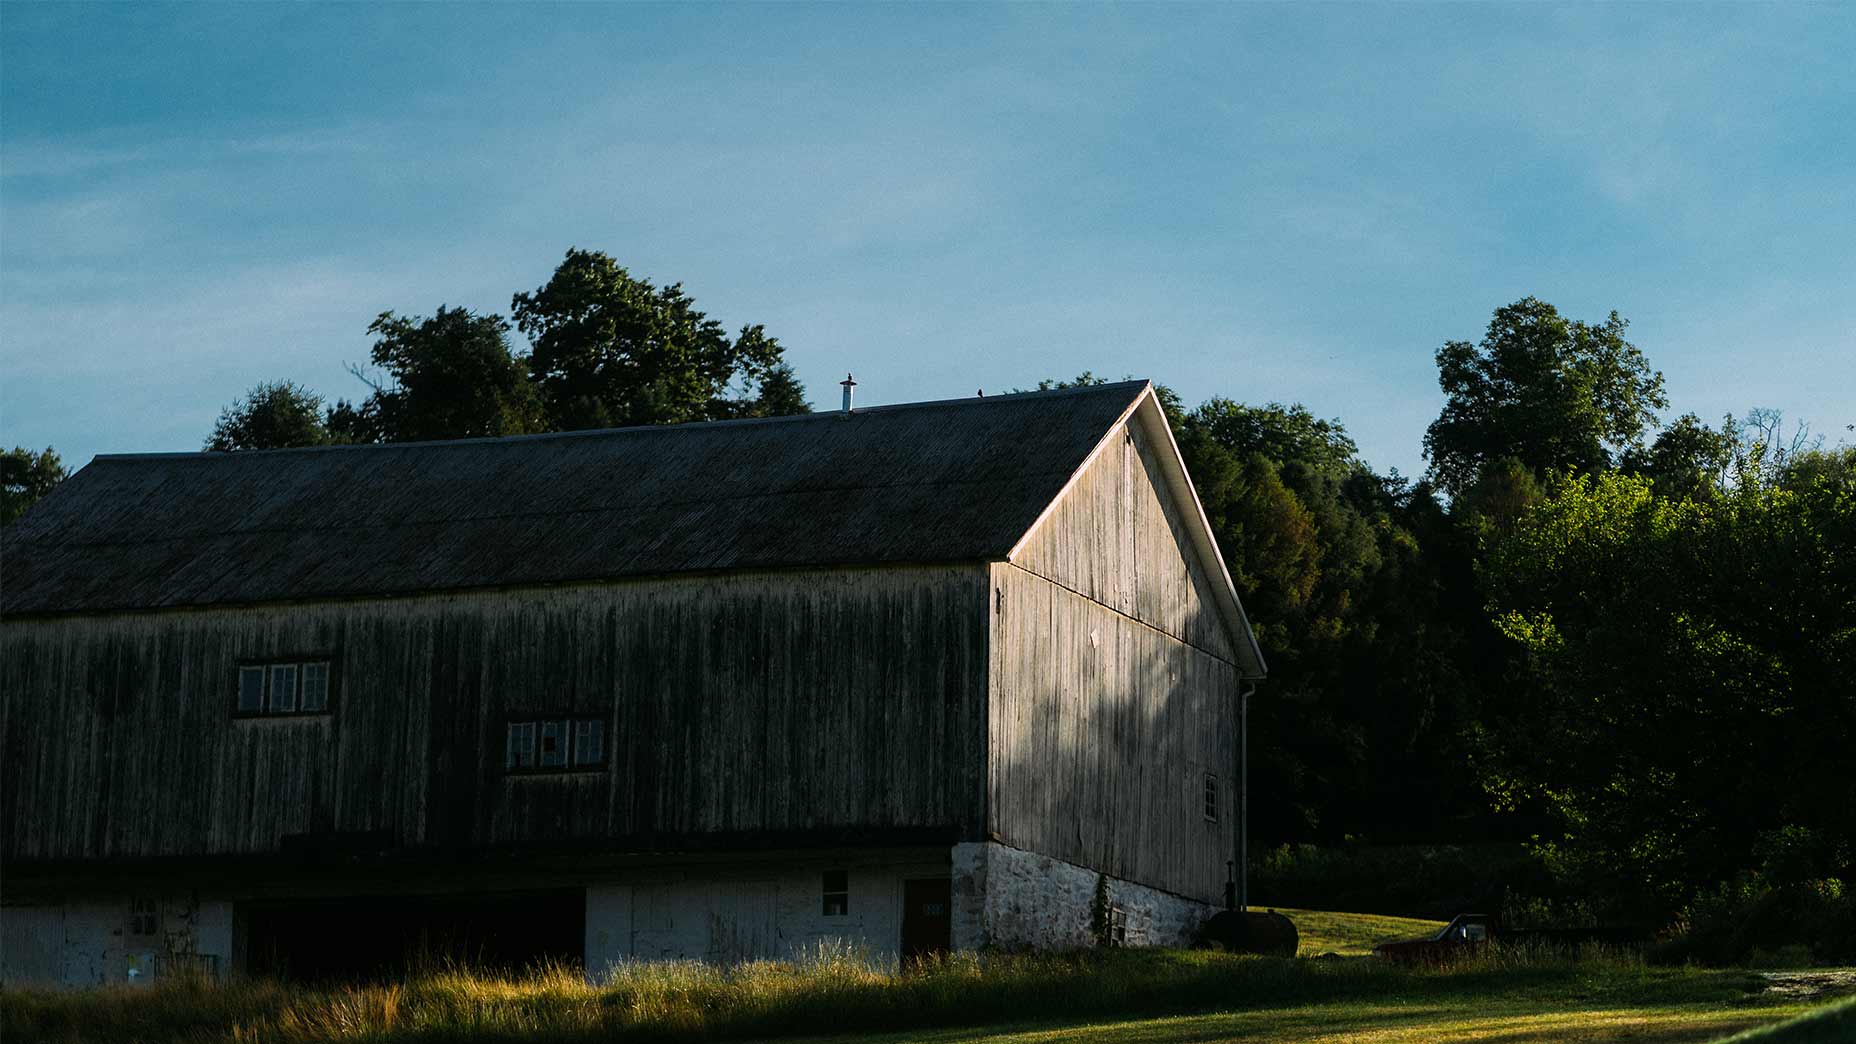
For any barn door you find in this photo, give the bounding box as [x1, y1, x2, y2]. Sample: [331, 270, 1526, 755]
[899, 878, 951, 963]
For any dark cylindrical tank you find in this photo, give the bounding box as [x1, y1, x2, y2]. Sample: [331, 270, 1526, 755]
[1203, 909, 1299, 957]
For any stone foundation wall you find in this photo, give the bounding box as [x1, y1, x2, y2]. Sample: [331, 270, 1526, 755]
[952, 841, 1214, 951]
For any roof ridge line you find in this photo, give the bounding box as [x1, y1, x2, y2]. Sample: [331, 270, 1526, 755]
[93, 380, 1153, 462]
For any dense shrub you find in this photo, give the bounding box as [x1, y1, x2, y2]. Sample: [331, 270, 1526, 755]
[1653, 875, 1856, 967]
[1249, 843, 1555, 920]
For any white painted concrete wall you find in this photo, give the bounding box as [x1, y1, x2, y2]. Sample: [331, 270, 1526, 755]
[1, 895, 233, 989]
[584, 855, 948, 980]
[952, 841, 1213, 952]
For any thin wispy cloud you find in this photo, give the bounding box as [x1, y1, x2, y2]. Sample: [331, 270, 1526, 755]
[3, 4, 1852, 472]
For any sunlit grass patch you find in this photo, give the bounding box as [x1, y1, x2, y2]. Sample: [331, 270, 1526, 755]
[1271, 907, 1447, 956]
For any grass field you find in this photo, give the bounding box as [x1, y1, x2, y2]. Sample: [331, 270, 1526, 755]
[2, 914, 1848, 1044]
[1715, 996, 1856, 1043]
[1270, 907, 1444, 956]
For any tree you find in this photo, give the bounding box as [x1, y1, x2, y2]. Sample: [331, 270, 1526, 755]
[512, 249, 807, 429]
[1190, 399, 1360, 481]
[1476, 467, 1856, 917]
[339, 307, 544, 443]
[1424, 298, 1667, 497]
[1173, 397, 1482, 842]
[206, 382, 331, 451]
[1623, 413, 1734, 501]
[2, 446, 68, 524]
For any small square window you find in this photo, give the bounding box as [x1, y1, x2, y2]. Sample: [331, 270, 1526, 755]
[238, 667, 266, 714]
[507, 722, 537, 770]
[301, 662, 330, 713]
[539, 720, 567, 768]
[1203, 773, 1218, 822]
[573, 719, 604, 766]
[129, 897, 159, 936]
[269, 664, 298, 713]
[822, 870, 849, 916]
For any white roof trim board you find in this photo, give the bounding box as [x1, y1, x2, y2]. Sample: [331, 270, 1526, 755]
[1006, 385, 1266, 680]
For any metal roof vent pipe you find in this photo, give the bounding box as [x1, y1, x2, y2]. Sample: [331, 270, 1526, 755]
[840, 373, 857, 414]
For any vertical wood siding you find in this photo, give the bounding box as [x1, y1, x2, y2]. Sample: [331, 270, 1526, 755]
[986, 563, 1238, 901]
[990, 415, 1241, 902]
[1, 566, 989, 863]
[1012, 417, 1238, 664]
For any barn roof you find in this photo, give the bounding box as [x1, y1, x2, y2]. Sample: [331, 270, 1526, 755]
[4, 381, 1158, 617]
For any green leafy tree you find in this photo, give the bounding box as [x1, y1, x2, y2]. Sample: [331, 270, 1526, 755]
[1172, 397, 1479, 842]
[512, 248, 807, 429]
[1, 446, 68, 524]
[1425, 298, 1668, 496]
[337, 307, 545, 443]
[1623, 413, 1735, 501]
[1781, 446, 1856, 492]
[206, 381, 331, 451]
[1477, 466, 1856, 917]
[1190, 399, 1360, 481]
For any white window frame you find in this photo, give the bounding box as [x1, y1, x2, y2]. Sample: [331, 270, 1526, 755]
[236, 657, 334, 718]
[505, 715, 608, 774]
[573, 719, 604, 766]
[507, 721, 538, 770]
[301, 661, 331, 713]
[268, 663, 298, 713]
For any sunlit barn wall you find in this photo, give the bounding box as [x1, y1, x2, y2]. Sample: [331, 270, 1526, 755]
[987, 413, 1241, 906]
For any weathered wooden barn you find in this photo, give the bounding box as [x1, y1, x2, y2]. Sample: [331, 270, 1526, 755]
[0, 379, 1265, 986]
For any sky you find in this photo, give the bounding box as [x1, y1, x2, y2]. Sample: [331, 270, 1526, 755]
[3, 3, 1853, 480]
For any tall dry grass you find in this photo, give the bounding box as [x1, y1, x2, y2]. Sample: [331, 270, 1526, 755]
[1, 941, 1755, 1044]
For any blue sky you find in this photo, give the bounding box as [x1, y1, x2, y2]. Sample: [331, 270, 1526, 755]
[4, 4, 1852, 479]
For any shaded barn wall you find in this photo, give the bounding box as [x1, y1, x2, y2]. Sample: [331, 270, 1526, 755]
[1, 566, 989, 863]
[988, 415, 1240, 902]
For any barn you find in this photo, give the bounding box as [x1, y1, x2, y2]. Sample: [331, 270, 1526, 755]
[0, 379, 1265, 986]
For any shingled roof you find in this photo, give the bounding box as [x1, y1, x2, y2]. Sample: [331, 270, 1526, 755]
[4, 381, 1161, 616]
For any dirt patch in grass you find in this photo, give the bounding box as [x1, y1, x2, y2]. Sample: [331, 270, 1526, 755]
[1758, 970, 1856, 1000]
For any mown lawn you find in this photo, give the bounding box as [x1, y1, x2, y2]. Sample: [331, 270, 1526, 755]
[1271, 907, 1444, 956]
[3, 913, 1849, 1044]
[777, 993, 1823, 1043]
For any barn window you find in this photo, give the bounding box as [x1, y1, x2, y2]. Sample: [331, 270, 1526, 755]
[128, 897, 159, 936]
[507, 722, 538, 770]
[301, 662, 331, 713]
[238, 667, 266, 713]
[539, 720, 567, 768]
[236, 658, 334, 717]
[269, 664, 298, 713]
[822, 870, 849, 916]
[573, 719, 604, 766]
[1203, 773, 1219, 822]
[506, 717, 607, 774]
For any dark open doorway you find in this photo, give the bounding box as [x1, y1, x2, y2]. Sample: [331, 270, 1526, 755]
[900, 877, 952, 963]
[240, 888, 584, 982]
